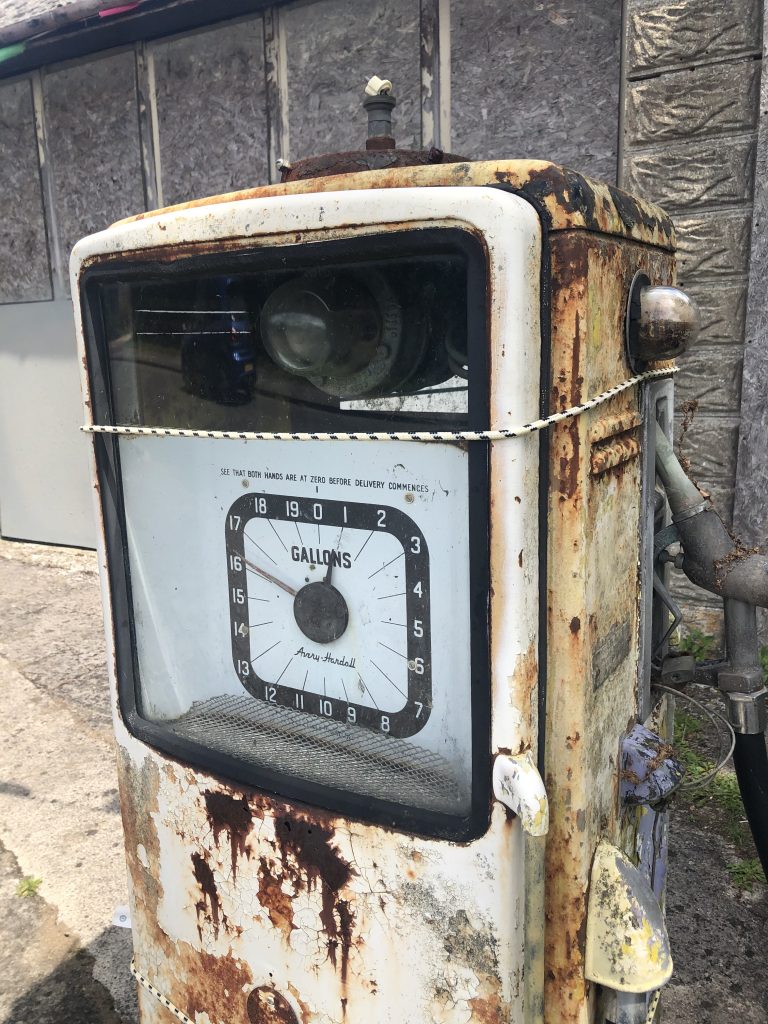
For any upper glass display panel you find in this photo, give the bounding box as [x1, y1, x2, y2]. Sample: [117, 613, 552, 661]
[88, 231, 484, 434]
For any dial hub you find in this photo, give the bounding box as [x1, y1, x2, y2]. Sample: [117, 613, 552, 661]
[293, 581, 349, 643]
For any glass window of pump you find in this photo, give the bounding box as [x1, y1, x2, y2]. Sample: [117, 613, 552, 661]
[85, 230, 490, 837]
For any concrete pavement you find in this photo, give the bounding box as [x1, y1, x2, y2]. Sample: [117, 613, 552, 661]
[0, 838, 124, 1024]
[0, 538, 136, 1023]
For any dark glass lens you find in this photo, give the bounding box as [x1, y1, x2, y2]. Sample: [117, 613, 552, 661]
[261, 273, 382, 382]
[261, 287, 333, 373]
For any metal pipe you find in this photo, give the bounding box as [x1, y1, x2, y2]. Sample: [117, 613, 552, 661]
[719, 599, 767, 736]
[655, 424, 768, 607]
[724, 599, 761, 672]
[721, 604, 768, 883]
[363, 78, 396, 151]
[653, 422, 706, 517]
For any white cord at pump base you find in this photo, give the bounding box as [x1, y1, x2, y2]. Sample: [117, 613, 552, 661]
[645, 989, 662, 1023]
[130, 961, 194, 1023]
[82, 367, 677, 443]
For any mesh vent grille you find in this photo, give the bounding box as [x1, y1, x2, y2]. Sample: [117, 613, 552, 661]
[169, 694, 467, 815]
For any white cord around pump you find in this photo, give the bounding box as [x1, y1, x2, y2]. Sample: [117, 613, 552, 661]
[82, 367, 676, 443]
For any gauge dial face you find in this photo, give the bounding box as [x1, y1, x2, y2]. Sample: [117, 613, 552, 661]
[115, 437, 474, 817]
[227, 495, 431, 738]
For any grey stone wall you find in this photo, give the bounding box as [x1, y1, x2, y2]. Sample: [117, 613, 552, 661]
[733, 10, 768, 651]
[284, 0, 421, 160]
[622, 0, 764, 641]
[0, 77, 50, 302]
[734, 13, 768, 550]
[153, 18, 269, 205]
[450, 0, 621, 181]
[43, 51, 146, 296]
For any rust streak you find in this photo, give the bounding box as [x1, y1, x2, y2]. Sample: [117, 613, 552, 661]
[257, 855, 295, 936]
[558, 420, 581, 500]
[510, 640, 539, 746]
[182, 948, 254, 1023]
[204, 789, 252, 879]
[468, 992, 507, 1024]
[192, 852, 226, 940]
[274, 814, 356, 978]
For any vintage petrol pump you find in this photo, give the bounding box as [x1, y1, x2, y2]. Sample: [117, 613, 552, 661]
[73, 81, 716, 1024]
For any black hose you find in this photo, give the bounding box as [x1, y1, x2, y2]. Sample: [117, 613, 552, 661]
[733, 732, 768, 881]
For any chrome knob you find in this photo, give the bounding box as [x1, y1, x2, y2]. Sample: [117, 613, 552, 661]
[626, 274, 700, 364]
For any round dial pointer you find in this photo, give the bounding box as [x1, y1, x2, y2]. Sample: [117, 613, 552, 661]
[243, 557, 298, 597]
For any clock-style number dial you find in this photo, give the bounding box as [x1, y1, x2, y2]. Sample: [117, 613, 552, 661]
[226, 494, 431, 738]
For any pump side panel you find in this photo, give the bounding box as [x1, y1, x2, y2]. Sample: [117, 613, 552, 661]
[543, 233, 674, 1024]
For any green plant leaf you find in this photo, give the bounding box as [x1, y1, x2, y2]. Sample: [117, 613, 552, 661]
[16, 876, 43, 897]
[727, 858, 765, 891]
[678, 628, 717, 662]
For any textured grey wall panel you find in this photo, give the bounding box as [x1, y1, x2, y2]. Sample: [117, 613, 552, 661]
[622, 2, 764, 629]
[673, 211, 752, 281]
[675, 344, 742, 413]
[44, 52, 144, 291]
[153, 18, 268, 204]
[625, 135, 756, 212]
[681, 280, 747, 345]
[670, 569, 725, 641]
[450, 0, 621, 182]
[734, 28, 768, 547]
[0, 78, 51, 303]
[625, 60, 760, 145]
[284, 0, 420, 161]
[675, 413, 739, 487]
[628, 0, 761, 75]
